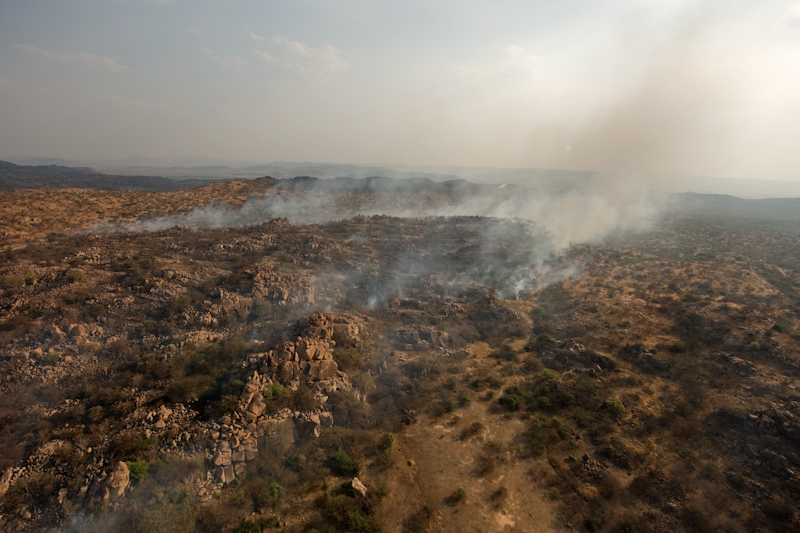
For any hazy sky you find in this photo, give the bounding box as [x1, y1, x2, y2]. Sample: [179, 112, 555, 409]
[1, 1, 799, 181]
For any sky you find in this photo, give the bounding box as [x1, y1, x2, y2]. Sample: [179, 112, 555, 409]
[1, 0, 800, 182]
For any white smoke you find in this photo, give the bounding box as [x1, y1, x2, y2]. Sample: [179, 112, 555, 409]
[88, 175, 662, 252]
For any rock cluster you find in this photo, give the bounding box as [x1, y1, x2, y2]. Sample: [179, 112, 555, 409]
[207, 370, 335, 485]
[252, 270, 315, 305]
[103, 461, 131, 502]
[206, 313, 362, 485]
[716, 351, 757, 375]
[393, 325, 450, 351]
[754, 402, 800, 442]
[250, 313, 363, 385]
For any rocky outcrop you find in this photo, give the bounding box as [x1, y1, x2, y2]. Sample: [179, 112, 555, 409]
[206, 313, 364, 485]
[0, 468, 12, 496]
[104, 461, 131, 501]
[753, 401, 800, 442]
[252, 270, 315, 305]
[393, 325, 450, 351]
[208, 369, 336, 484]
[87, 461, 130, 507]
[249, 313, 365, 385]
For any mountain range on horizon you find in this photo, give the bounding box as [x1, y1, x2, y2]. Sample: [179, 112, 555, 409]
[2, 156, 800, 199]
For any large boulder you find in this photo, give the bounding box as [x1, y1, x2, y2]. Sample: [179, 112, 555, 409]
[103, 461, 130, 502]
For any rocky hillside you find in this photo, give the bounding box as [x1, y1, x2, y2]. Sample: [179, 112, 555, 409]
[0, 180, 799, 532]
[0, 177, 277, 249]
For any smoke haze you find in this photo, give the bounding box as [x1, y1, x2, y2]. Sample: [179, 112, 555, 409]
[91, 176, 661, 252]
[2, 1, 799, 182]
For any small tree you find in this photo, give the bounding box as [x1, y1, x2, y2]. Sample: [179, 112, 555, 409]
[127, 460, 149, 481]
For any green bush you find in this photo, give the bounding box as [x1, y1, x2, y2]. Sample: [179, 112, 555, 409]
[268, 481, 283, 500]
[536, 396, 551, 409]
[378, 433, 394, 452]
[534, 335, 558, 351]
[43, 353, 60, 366]
[499, 393, 520, 411]
[604, 398, 626, 416]
[670, 340, 686, 353]
[128, 460, 150, 481]
[330, 450, 359, 476]
[217, 395, 239, 415]
[450, 488, 466, 504]
[263, 383, 286, 400]
[541, 368, 558, 380]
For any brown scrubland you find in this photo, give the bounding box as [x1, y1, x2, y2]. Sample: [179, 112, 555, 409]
[1, 177, 799, 532]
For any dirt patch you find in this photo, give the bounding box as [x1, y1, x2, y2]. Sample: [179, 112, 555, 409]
[378, 401, 565, 532]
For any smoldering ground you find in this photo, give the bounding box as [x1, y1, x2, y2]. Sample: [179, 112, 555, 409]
[86, 175, 660, 301]
[90, 175, 662, 251]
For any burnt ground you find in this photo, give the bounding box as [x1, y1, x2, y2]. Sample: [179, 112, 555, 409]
[0, 180, 800, 533]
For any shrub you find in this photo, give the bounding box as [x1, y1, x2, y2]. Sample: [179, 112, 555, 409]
[234, 519, 260, 533]
[585, 518, 602, 532]
[604, 399, 625, 416]
[264, 383, 285, 400]
[619, 519, 645, 533]
[284, 454, 306, 471]
[535, 335, 558, 352]
[491, 344, 517, 362]
[499, 393, 520, 411]
[87, 405, 104, 422]
[90, 303, 106, 318]
[330, 450, 359, 476]
[542, 368, 558, 380]
[24, 271, 37, 285]
[43, 353, 60, 366]
[334, 346, 365, 371]
[292, 382, 318, 412]
[67, 269, 86, 283]
[449, 488, 466, 504]
[110, 430, 152, 460]
[670, 340, 686, 353]
[536, 396, 551, 409]
[128, 460, 150, 481]
[524, 338, 536, 352]
[459, 422, 485, 440]
[217, 395, 239, 415]
[170, 294, 192, 313]
[727, 473, 747, 490]
[268, 481, 283, 500]
[378, 433, 394, 452]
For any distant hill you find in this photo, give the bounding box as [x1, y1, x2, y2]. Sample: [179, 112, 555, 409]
[673, 192, 800, 222]
[0, 160, 212, 191]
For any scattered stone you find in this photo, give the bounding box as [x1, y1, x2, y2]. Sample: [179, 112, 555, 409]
[351, 477, 368, 497]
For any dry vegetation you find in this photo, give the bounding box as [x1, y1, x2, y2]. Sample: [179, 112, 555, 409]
[0, 177, 275, 249]
[1, 179, 799, 532]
